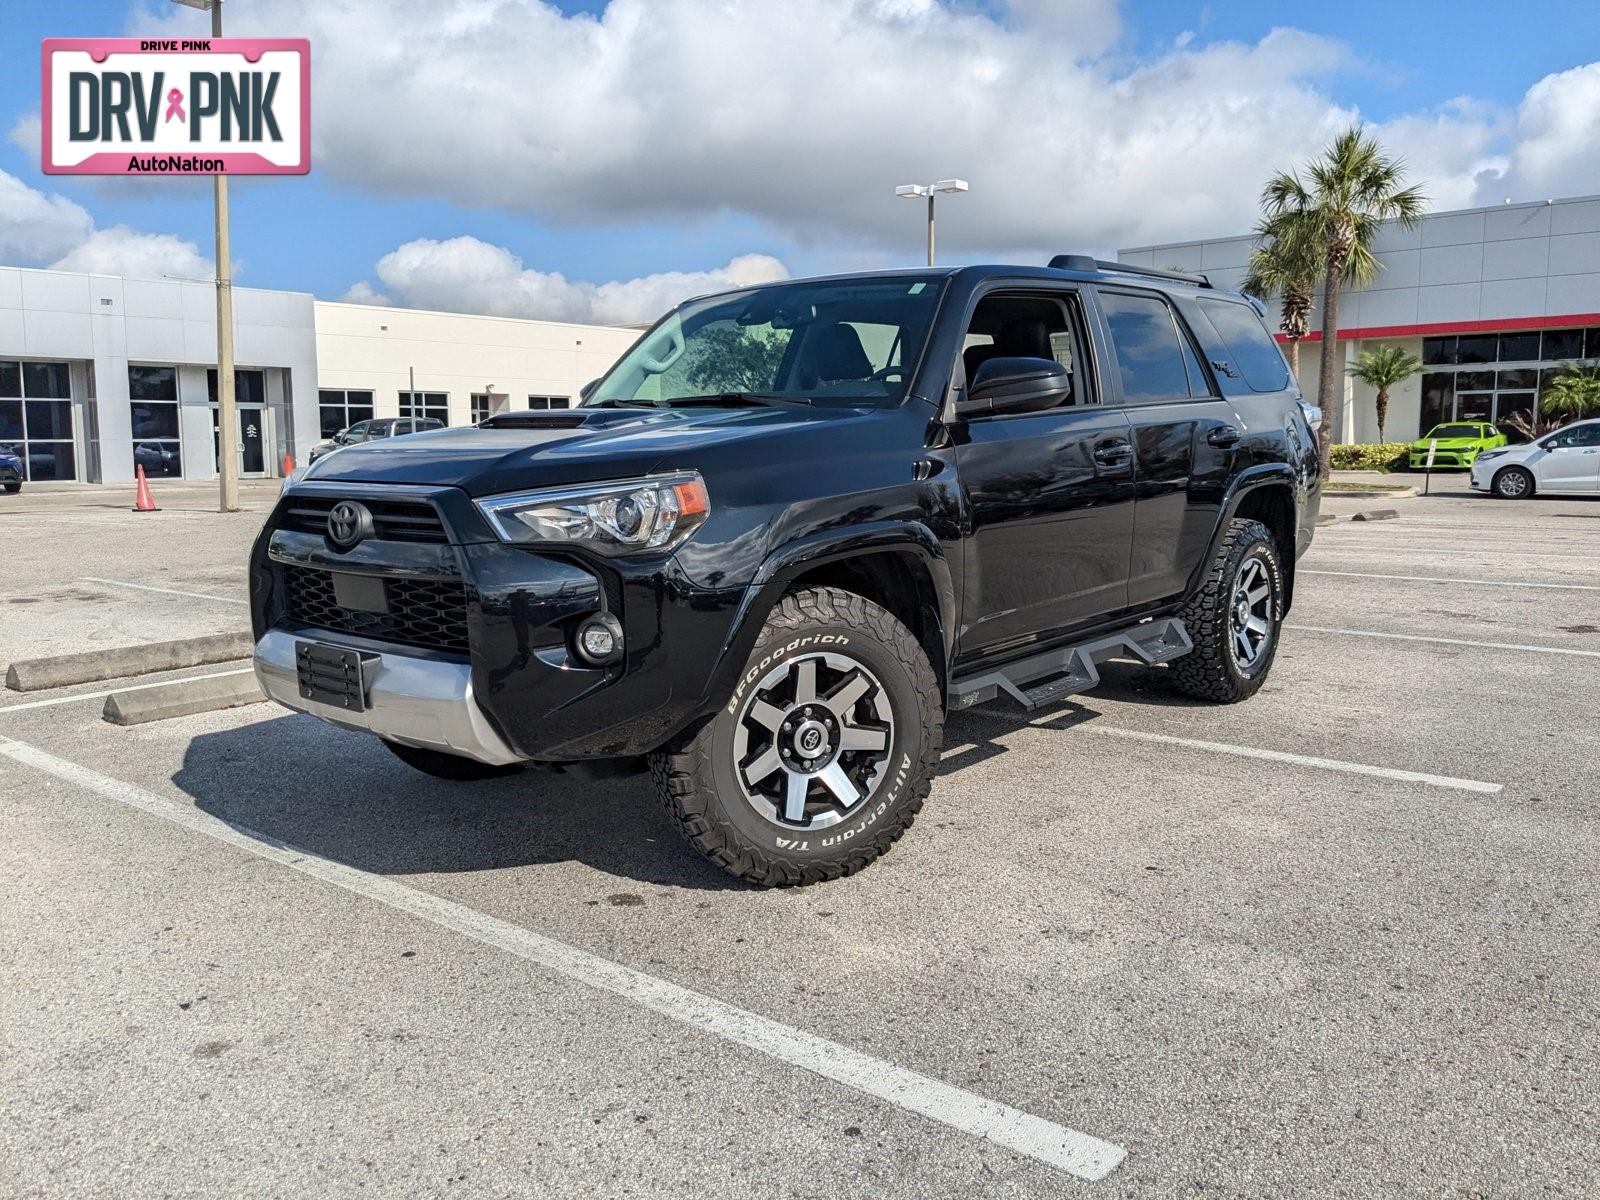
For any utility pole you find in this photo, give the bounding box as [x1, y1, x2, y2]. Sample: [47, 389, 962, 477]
[211, 0, 238, 511]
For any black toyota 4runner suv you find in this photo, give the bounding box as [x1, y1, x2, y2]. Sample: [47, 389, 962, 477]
[251, 258, 1321, 886]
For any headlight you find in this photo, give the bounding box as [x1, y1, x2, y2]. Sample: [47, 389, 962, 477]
[476, 472, 709, 555]
[1476, 449, 1509, 463]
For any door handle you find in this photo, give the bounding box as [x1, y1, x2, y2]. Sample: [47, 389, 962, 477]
[1207, 425, 1241, 448]
[1092, 439, 1133, 468]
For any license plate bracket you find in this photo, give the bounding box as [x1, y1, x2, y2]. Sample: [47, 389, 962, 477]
[296, 641, 379, 711]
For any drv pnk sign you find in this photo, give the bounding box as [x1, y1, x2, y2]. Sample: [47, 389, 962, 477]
[42, 38, 309, 175]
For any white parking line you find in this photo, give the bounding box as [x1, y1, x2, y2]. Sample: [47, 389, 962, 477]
[1288, 624, 1600, 659]
[1090, 728, 1501, 794]
[79, 576, 247, 605]
[0, 736, 1127, 1183]
[1304, 569, 1600, 592]
[0, 667, 255, 715]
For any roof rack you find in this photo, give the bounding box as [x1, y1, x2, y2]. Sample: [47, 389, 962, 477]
[1047, 254, 1212, 289]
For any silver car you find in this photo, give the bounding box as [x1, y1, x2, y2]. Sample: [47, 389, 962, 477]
[308, 416, 444, 463]
[1470, 418, 1600, 498]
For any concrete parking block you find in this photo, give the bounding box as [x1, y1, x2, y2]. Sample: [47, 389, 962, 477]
[101, 670, 265, 726]
[5, 631, 253, 692]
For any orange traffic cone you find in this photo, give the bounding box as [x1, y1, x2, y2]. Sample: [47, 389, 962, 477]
[132, 465, 159, 512]
[282, 451, 295, 475]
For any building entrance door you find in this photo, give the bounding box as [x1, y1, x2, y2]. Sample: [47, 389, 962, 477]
[211, 404, 270, 477]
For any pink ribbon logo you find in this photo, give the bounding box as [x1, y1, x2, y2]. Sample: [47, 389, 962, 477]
[164, 88, 185, 123]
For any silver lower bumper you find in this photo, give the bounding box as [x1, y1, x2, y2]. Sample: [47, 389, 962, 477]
[253, 628, 526, 766]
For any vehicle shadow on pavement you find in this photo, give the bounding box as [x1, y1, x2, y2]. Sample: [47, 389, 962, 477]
[937, 661, 1202, 777]
[173, 713, 753, 891]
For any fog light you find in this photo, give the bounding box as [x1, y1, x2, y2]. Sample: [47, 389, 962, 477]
[575, 613, 624, 666]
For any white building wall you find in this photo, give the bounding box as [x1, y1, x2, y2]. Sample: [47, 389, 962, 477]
[0, 264, 319, 484]
[314, 302, 639, 427]
[1121, 194, 1600, 446]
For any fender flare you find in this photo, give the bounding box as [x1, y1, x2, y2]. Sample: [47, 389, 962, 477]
[1187, 463, 1301, 596]
[696, 520, 956, 720]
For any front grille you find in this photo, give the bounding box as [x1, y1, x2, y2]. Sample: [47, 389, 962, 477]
[280, 495, 448, 543]
[282, 565, 469, 654]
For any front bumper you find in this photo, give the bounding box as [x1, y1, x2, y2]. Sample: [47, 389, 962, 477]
[1468, 458, 1503, 491]
[254, 628, 526, 764]
[1409, 449, 1477, 469]
[0, 464, 20, 483]
[249, 482, 749, 763]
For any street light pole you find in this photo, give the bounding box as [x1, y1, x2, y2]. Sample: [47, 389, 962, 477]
[895, 179, 968, 267]
[174, 0, 237, 512]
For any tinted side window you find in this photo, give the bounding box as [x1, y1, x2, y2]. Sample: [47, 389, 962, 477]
[1099, 291, 1192, 403]
[1196, 298, 1291, 392]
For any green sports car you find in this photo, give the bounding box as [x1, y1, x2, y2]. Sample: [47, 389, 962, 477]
[1408, 422, 1508, 469]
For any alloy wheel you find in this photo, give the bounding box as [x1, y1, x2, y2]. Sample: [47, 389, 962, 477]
[732, 651, 894, 831]
[1229, 556, 1274, 670]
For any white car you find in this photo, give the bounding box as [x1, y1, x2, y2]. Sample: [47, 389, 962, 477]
[1470, 417, 1600, 498]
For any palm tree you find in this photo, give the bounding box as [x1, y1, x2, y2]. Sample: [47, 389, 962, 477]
[1241, 210, 1320, 381]
[1346, 345, 1422, 443]
[1264, 127, 1426, 475]
[1541, 362, 1600, 425]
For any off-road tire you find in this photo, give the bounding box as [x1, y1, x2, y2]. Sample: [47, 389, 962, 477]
[651, 586, 942, 887]
[382, 739, 524, 781]
[1491, 466, 1534, 499]
[1166, 517, 1284, 703]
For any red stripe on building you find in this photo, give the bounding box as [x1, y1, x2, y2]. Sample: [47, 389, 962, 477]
[1275, 312, 1600, 345]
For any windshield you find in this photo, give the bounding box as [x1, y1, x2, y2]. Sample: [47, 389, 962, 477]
[1428, 424, 1484, 439]
[589, 277, 945, 408]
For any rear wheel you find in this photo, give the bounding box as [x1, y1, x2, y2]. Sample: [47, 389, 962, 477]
[1167, 518, 1284, 703]
[1492, 466, 1534, 499]
[382, 739, 524, 781]
[652, 586, 941, 887]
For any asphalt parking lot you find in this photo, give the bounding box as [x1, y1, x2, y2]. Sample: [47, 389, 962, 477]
[3, 482, 1597, 1198]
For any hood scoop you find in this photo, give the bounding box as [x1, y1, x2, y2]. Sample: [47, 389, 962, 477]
[477, 407, 678, 432]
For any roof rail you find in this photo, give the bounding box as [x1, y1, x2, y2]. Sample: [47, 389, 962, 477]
[1047, 254, 1212, 289]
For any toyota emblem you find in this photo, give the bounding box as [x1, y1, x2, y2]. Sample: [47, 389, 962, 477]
[326, 500, 373, 548]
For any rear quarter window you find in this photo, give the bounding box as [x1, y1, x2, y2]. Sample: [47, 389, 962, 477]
[1194, 297, 1292, 393]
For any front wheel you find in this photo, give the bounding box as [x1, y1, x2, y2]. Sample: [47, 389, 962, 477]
[1166, 518, 1284, 703]
[652, 586, 942, 887]
[1492, 466, 1534, 499]
[2, 482, 18, 494]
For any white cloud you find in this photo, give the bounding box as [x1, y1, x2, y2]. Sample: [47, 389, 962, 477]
[344, 237, 787, 325]
[0, 168, 93, 264]
[0, 166, 212, 280]
[1479, 62, 1600, 203]
[134, 0, 1595, 255]
[49, 227, 213, 280]
[8, 113, 41, 161]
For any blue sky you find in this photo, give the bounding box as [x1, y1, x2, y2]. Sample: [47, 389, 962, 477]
[3, 1, 1597, 321]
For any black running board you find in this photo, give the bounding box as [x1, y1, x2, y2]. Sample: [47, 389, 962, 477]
[949, 617, 1192, 712]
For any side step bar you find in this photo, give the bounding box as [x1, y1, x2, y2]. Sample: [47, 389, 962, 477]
[949, 617, 1192, 713]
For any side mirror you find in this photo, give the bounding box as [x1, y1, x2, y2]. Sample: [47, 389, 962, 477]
[962, 356, 1072, 416]
[332, 430, 347, 444]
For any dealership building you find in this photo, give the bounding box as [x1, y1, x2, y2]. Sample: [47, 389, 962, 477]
[1120, 193, 1600, 443]
[0, 264, 640, 485]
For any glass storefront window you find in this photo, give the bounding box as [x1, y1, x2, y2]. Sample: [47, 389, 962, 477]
[1, 358, 77, 481]
[1541, 329, 1584, 361]
[317, 388, 375, 438]
[1497, 332, 1540, 362]
[128, 365, 181, 478]
[1411, 325, 1600, 437]
[399, 390, 449, 425]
